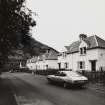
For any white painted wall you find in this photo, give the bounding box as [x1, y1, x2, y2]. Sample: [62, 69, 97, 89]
[36, 60, 44, 70]
[79, 40, 88, 49]
[58, 54, 68, 69]
[27, 59, 58, 70]
[26, 62, 36, 70]
[58, 49, 100, 71]
[45, 60, 58, 69]
[31, 48, 105, 71]
[97, 49, 105, 71]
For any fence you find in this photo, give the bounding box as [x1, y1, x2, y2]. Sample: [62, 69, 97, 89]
[31, 69, 105, 83]
[80, 70, 105, 83]
[33, 69, 59, 75]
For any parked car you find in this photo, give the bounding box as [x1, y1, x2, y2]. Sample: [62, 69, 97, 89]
[46, 71, 88, 88]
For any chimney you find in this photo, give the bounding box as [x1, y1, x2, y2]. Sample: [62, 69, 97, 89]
[79, 34, 87, 41]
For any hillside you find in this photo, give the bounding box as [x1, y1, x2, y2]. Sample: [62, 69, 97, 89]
[30, 38, 58, 54]
[9, 37, 58, 58]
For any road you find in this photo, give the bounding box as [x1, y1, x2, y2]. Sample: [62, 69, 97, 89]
[1, 72, 105, 105]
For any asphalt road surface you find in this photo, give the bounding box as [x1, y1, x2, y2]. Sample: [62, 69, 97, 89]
[1, 72, 105, 105]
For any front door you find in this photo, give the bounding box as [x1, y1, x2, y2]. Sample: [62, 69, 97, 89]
[91, 60, 96, 71]
[58, 63, 61, 70]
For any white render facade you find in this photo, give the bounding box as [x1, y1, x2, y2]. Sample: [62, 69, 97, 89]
[26, 56, 37, 70]
[27, 58, 58, 71]
[58, 34, 105, 71]
[34, 59, 58, 70]
[26, 49, 58, 70]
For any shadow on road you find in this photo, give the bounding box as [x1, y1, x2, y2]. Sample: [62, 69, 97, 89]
[0, 78, 17, 105]
[47, 82, 87, 90]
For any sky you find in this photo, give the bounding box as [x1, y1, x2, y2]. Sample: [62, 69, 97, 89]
[27, 0, 105, 52]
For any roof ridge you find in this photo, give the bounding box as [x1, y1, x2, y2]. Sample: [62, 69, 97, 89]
[65, 35, 105, 54]
[94, 35, 98, 47]
[95, 35, 105, 47]
[95, 35, 105, 41]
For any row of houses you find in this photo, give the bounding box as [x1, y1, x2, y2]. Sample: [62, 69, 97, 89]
[26, 34, 105, 72]
[26, 49, 58, 70]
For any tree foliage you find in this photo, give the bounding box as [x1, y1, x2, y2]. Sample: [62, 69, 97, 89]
[0, 0, 36, 68]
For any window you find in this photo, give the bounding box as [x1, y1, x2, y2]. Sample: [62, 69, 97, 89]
[80, 47, 87, 55]
[78, 61, 85, 69]
[80, 48, 83, 54]
[46, 65, 48, 69]
[65, 62, 68, 69]
[62, 52, 67, 58]
[80, 62, 83, 69]
[84, 47, 86, 54]
[55, 72, 66, 76]
[59, 72, 66, 76]
[58, 63, 61, 69]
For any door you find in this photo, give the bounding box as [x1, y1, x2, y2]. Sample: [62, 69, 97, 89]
[91, 60, 96, 71]
[58, 63, 61, 69]
[46, 65, 48, 69]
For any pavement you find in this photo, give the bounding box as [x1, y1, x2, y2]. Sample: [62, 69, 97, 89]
[88, 82, 105, 94]
[0, 78, 17, 105]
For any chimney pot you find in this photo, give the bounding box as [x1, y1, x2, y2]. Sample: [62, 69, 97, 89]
[79, 34, 87, 41]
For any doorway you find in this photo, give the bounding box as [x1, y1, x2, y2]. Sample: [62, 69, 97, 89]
[90, 60, 96, 71]
[58, 63, 61, 70]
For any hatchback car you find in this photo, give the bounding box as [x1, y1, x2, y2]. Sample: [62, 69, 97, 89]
[46, 71, 88, 88]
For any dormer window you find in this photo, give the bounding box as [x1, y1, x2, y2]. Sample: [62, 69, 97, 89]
[80, 48, 83, 54]
[84, 47, 86, 54]
[80, 47, 87, 55]
[62, 52, 67, 58]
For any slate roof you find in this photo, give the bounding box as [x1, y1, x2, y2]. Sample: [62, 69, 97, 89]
[95, 35, 105, 48]
[66, 35, 105, 54]
[38, 55, 43, 61]
[68, 41, 80, 53]
[37, 50, 58, 61]
[44, 51, 58, 60]
[86, 35, 98, 48]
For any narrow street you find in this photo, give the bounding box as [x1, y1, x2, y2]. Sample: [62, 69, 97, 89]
[1, 72, 105, 105]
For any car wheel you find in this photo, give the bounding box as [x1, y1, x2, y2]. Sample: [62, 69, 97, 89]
[63, 82, 68, 88]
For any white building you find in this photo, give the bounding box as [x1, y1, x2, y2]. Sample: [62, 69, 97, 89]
[26, 49, 58, 70]
[58, 34, 105, 72]
[26, 56, 38, 70]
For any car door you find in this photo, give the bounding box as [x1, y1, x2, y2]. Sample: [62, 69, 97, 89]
[58, 72, 67, 83]
[51, 72, 61, 82]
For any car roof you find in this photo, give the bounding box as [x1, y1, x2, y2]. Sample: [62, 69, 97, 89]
[59, 71, 80, 76]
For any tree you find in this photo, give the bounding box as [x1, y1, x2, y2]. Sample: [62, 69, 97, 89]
[0, 0, 36, 70]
